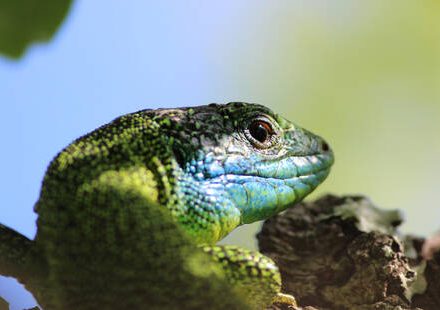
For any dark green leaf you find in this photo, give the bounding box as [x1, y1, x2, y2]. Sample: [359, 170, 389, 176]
[0, 0, 73, 58]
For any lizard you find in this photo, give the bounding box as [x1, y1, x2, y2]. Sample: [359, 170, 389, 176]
[0, 102, 333, 309]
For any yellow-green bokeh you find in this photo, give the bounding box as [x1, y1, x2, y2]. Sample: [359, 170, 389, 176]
[221, 1, 440, 249]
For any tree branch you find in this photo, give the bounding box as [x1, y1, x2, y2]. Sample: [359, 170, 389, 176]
[259, 195, 440, 310]
[0, 223, 33, 280]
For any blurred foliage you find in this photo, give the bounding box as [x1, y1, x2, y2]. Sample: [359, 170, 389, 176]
[285, 1, 440, 195]
[223, 0, 440, 248]
[0, 0, 73, 58]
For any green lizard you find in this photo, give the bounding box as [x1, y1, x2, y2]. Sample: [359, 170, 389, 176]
[0, 102, 333, 309]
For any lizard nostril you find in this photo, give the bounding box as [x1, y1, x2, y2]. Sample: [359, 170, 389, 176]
[321, 141, 330, 152]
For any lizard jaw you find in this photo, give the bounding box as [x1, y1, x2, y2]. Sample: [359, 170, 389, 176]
[176, 151, 333, 242]
[208, 155, 333, 224]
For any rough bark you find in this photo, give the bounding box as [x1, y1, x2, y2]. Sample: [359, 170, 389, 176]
[0, 297, 9, 310]
[259, 195, 439, 310]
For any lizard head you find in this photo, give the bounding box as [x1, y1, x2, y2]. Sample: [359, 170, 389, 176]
[159, 102, 334, 242]
[36, 102, 332, 246]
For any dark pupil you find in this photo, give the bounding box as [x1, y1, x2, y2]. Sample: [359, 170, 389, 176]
[249, 121, 269, 143]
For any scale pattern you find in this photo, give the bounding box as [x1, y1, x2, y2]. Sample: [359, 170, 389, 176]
[0, 102, 333, 309]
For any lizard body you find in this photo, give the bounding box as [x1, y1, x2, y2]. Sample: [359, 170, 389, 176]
[0, 102, 333, 309]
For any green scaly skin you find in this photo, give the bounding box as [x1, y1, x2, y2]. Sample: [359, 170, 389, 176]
[0, 102, 333, 309]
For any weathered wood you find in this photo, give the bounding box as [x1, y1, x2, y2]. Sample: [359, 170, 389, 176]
[260, 195, 439, 310]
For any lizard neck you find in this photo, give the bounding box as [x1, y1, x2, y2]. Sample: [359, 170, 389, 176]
[35, 113, 180, 232]
[174, 172, 241, 245]
[36, 111, 236, 246]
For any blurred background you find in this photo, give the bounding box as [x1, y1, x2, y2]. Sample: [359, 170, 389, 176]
[0, 1, 439, 308]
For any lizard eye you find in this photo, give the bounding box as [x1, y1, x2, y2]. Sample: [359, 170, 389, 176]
[246, 119, 276, 148]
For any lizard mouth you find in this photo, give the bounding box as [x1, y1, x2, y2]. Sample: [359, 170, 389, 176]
[201, 152, 334, 181]
[218, 161, 332, 196]
[248, 153, 333, 180]
[215, 164, 331, 225]
[179, 151, 333, 225]
[205, 152, 334, 224]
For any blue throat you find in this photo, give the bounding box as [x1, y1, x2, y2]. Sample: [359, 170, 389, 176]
[176, 150, 333, 242]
